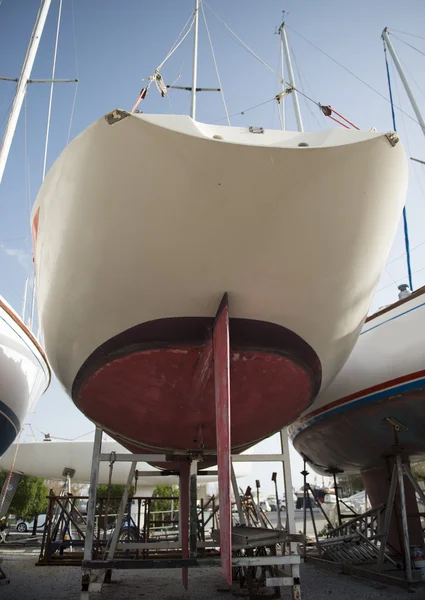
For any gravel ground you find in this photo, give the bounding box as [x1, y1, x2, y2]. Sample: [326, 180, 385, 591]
[1, 551, 423, 600]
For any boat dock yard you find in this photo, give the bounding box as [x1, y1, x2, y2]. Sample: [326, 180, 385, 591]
[1, 0, 425, 598]
[0, 552, 409, 600]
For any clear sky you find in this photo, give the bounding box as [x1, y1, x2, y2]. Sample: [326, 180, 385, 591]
[0, 0, 425, 494]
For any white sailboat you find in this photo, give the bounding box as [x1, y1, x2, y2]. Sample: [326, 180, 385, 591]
[0, 297, 50, 455]
[30, 3, 408, 457]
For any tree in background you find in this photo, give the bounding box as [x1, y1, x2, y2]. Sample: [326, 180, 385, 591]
[337, 473, 364, 497]
[96, 484, 135, 526]
[411, 461, 425, 481]
[151, 484, 179, 513]
[151, 485, 179, 528]
[0, 470, 49, 520]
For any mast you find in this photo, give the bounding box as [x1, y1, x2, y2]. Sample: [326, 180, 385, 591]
[279, 20, 304, 133]
[382, 28, 425, 139]
[0, 0, 52, 184]
[278, 22, 286, 130]
[190, 0, 200, 120]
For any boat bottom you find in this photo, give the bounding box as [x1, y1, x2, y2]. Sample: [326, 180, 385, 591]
[73, 317, 321, 454]
[292, 385, 425, 473]
[0, 400, 19, 456]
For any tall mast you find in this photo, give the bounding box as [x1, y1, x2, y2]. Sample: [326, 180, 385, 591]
[190, 0, 200, 120]
[278, 22, 286, 130]
[0, 0, 52, 184]
[382, 28, 425, 139]
[279, 19, 304, 133]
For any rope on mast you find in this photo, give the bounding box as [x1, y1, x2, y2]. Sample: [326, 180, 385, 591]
[130, 11, 196, 112]
[383, 40, 413, 291]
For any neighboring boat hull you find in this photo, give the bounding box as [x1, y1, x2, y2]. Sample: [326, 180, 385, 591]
[32, 112, 407, 453]
[0, 298, 50, 456]
[290, 288, 425, 472]
[0, 440, 250, 485]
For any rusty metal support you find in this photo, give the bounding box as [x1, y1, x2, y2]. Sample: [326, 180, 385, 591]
[180, 463, 190, 590]
[213, 293, 232, 585]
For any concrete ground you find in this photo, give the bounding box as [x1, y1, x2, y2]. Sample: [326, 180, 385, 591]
[0, 551, 422, 599]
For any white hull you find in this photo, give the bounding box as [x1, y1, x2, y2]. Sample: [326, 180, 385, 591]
[0, 440, 250, 485]
[32, 112, 407, 450]
[290, 288, 425, 470]
[0, 298, 50, 455]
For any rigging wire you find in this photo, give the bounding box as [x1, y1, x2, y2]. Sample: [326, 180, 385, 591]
[383, 41, 413, 291]
[70, 0, 79, 79]
[131, 11, 195, 111]
[24, 95, 32, 240]
[156, 11, 195, 73]
[66, 0, 79, 144]
[42, 0, 63, 181]
[377, 264, 425, 294]
[390, 33, 425, 58]
[289, 40, 322, 129]
[213, 95, 277, 122]
[200, 1, 230, 126]
[389, 29, 425, 42]
[391, 58, 425, 220]
[66, 82, 78, 145]
[388, 37, 425, 102]
[0, 87, 17, 129]
[203, 0, 287, 85]
[286, 25, 425, 130]
[203, 1, 362, 129]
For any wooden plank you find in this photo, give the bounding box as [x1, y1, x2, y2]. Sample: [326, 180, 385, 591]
[213, 293, 232, 586]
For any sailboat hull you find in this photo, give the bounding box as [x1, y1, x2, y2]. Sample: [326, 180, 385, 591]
[0, 299, 50, 455]
[290, 288, 425, 472]
[32, 112, 407, 454]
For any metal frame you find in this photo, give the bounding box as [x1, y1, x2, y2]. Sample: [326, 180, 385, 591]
[80, 293, 301, 599]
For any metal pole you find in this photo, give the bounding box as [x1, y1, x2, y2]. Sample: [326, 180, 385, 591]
[278, 25, 285, 130]
[190, 0, 199, 120]
[280, 21, 304, 132]
[272, 473, 282, 530]
[377, 463, 398, 571]
[107, 462, 137, 560]
[382, 28, 425, 138]
[189, 459, 198, 558]
[333, 472, 342, 527]
[231, 463, 246, 526]
[0, 0, 53, 184]
[382, 39, 413, 291]
[396, 455, 413, 584]
[302, 462, 308, 558]
[83, 427, 103, 564]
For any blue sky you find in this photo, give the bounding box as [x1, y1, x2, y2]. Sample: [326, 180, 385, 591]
[0, 0, 425, 492]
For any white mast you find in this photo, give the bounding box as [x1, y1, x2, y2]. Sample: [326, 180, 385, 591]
[278, 23, 286, 130]
[0, 0, 52, 184]
[190, 0, 200, 120]
[279, 20, 304, 133]
[382, 28, 425, 139]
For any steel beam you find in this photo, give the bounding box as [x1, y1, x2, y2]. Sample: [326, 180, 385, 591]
[213, 293, 232, 585]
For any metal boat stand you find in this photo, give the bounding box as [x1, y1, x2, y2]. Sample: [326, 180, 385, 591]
[80, 294, 302, 599]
